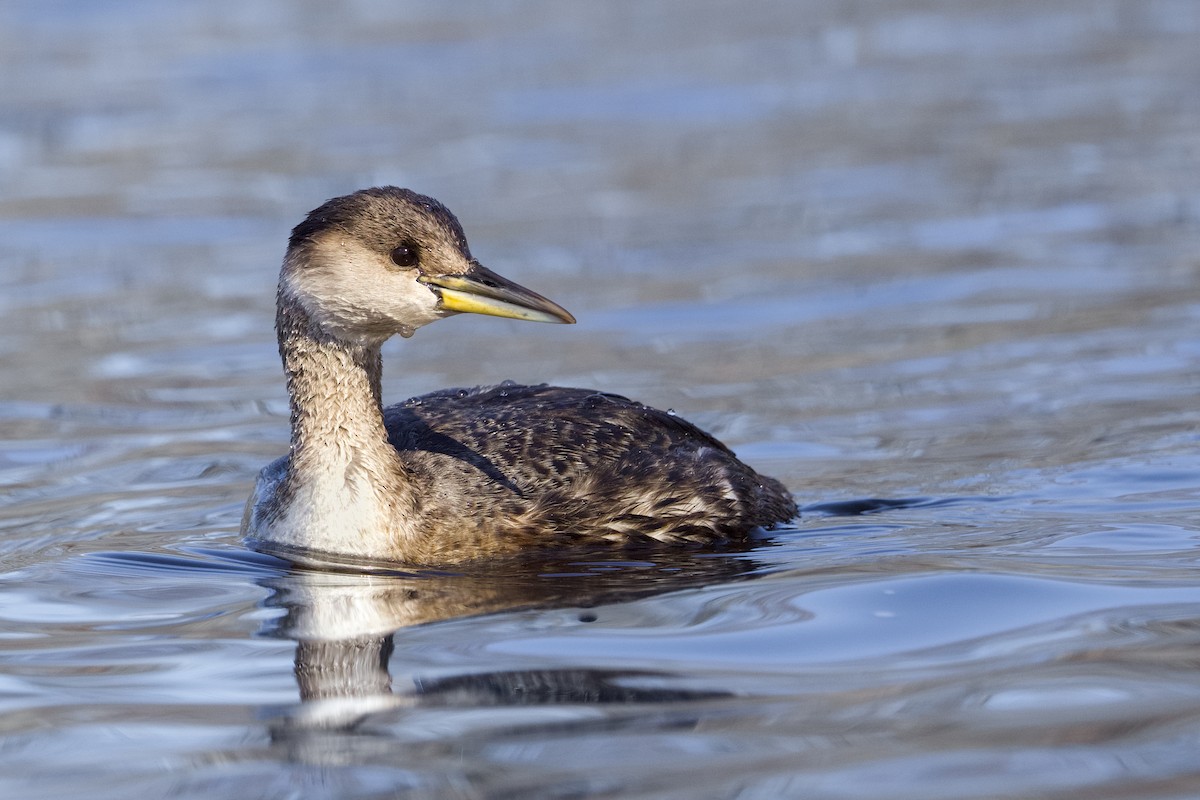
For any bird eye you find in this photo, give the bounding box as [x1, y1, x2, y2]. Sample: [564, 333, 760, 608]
[389, 244, 419, 268]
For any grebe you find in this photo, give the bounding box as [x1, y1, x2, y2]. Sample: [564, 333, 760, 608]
[243, 187, 796, 566]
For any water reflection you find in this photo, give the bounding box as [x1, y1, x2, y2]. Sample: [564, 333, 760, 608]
[260, 549, 757, 757]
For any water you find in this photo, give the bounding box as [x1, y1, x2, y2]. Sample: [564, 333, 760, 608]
[2, 1, 1200, 797]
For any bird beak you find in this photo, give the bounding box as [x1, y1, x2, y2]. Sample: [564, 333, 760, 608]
[419, 264, 576, 324]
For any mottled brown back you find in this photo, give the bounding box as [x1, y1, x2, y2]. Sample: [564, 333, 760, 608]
[383, 383, 797, 551]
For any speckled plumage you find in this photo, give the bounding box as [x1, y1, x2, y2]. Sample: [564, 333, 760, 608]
[242, 187, 797, 567]
[384, 383, 796, 555]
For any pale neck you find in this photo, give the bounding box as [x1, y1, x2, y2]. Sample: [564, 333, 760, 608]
[275, 296, 408, 502]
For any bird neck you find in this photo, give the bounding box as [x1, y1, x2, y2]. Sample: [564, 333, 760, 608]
[273, 296, 414, 552]
[277, 298, 391, 454]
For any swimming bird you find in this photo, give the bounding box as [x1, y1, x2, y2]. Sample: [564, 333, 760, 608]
[243, 187, 797, 567]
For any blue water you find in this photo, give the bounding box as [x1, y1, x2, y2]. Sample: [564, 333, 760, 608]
[2, 2, 1200, 798]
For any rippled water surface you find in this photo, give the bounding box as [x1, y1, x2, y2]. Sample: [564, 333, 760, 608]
[2, 2, 1200, 798]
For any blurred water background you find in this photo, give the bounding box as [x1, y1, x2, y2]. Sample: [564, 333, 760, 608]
[2, 1, 1200, 797]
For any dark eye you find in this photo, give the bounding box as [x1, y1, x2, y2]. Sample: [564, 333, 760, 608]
[389, 244, 419, 268]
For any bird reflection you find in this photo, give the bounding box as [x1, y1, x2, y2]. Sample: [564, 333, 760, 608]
[261, 547, 762, 761]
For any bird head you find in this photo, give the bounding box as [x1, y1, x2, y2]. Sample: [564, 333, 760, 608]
[279, 187, 575, 343]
